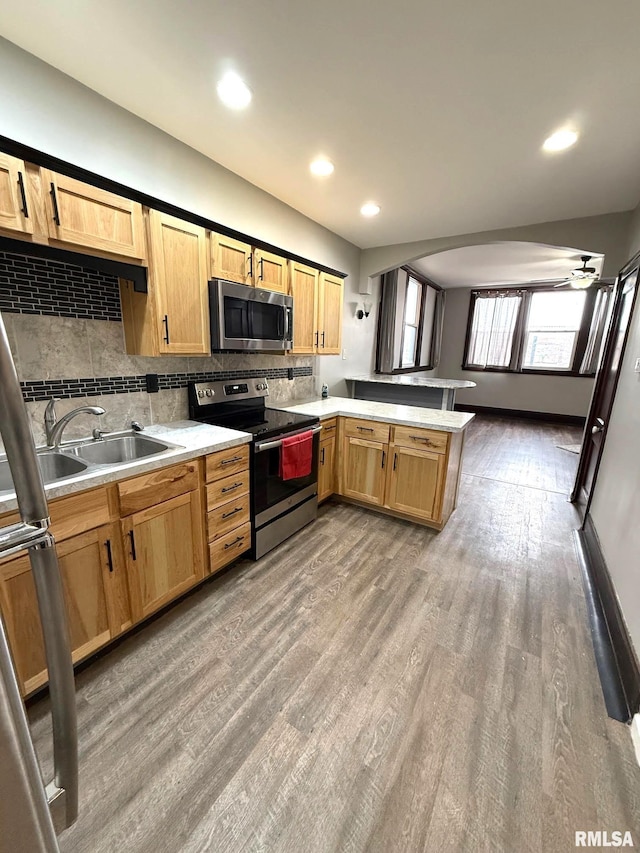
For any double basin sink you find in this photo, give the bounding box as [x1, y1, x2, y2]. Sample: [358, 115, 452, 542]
[0, 433, 182, 494]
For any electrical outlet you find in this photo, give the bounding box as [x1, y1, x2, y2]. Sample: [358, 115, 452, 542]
[342, 348, 347, 360]
[634, 357, 640, 373]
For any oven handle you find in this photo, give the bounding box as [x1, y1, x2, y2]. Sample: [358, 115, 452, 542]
[254, 425, 322, 453]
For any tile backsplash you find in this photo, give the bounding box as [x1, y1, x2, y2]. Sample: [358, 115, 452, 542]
[0, 251, 316, 450]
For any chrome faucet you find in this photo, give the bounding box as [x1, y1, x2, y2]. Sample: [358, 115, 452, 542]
[44, 398, 106, 448]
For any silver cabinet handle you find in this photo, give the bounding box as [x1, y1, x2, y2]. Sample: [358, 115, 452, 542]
[410, 435, 435, 445]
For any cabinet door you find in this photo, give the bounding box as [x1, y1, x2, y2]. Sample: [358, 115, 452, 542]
[318, 272, 343, 355]
[318, 436, 336, 502]
[0, 153, 33, 236]
[341, 436, 387, 506]
[41, 169, 146, 260]
[254, 248, 289, 293]
[0, 524, 126, 696]
[385, 444, 445, 522]
[289, 260, 319, 353]
[148, 210, 210, 355]
[211, 232, 254, 285]
[123, 490, 205, 622]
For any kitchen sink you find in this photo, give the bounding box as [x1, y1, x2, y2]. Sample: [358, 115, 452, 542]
[0, 452, 89, 492]
[65, 434, 174, 465]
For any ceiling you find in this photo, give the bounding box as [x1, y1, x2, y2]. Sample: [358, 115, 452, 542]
[3, 0, 640, 249]
[408, 242, 605, 289]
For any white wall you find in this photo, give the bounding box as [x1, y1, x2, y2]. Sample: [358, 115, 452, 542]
[438, 288, 595, 416]
[589, 202, 640, 654]
[0, 37, 362, 395]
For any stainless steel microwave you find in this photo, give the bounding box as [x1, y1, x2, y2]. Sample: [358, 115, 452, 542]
[208, 279, 293, 351]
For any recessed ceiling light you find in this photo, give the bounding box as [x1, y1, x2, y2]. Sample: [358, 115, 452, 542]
[360, 202, 381, 217]
[543, 129, 578, 152]
[216, 72, 252, 110]
[310, 158, 334, 177]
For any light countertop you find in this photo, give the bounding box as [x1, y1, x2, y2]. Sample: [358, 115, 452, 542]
[346, 374, 476, 389]
[280, 397, 475, 432]
[0, 421, 251, 514]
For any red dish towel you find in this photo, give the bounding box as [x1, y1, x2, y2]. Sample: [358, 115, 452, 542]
[279, 430, 313, 480]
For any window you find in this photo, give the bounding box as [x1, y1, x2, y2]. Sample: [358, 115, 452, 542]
[401, 276, 422, 367]
[463, 285, 613, 376]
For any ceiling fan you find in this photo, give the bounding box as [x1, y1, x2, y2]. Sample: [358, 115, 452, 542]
[553, 255, 599, 290]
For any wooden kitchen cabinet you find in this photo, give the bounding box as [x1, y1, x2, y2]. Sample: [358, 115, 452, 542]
[211, 232, 253, 285]
[288, 263, 344, 355]
[0, 153, 33, 237]
[341, 436, 388, 506]
[318, 272, 343, 354]
[254, 247, 289, 293]
[0, 523, 129, 696]
[318, 432, 337, 503]
[385, 444, 446, 522]
[41, 169, 146, 261]
[205, 445, 251, 574]
[123, 490, 205, 622]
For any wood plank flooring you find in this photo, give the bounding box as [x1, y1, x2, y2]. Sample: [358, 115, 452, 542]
[28, 416, 640, 852]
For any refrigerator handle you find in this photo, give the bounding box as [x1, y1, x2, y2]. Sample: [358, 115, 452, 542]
[0, 314, 78, 831]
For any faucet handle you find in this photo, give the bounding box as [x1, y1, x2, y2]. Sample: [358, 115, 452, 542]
[131, 421, 144, 432]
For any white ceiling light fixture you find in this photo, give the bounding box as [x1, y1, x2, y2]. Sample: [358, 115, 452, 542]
[360, 202, 381, 217]
[543, 129, 579, 152]
[554, 256, 599, 289]
[216, 71, 252, 110]
[310, 158, 334, 177]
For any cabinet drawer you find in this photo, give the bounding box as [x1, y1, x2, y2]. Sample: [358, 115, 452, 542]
[205, 444, 249, 482]
[209, 522, 251, 575]
[118, 461, 200, 515]
[392, 425, 449, 454]
[343, 418, 389, 444]
[206, 470, 250, 511]
[0, 487, 112, 546]
[321, 418, 338, 437]
[207, 493, 250, 542]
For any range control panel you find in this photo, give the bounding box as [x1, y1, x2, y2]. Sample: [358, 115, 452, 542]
[191, 378, 269, 405]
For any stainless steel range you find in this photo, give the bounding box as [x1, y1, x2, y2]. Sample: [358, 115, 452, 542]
[188, 378, 321, 558]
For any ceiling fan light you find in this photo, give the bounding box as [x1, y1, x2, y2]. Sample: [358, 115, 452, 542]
[570, 277, 594, 290]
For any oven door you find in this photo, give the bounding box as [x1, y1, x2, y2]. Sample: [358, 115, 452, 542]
[252, 426, 320, 528]
[209, 279, 293, 351]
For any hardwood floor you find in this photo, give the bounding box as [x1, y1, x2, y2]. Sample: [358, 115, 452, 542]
[28, 417, 639, 852]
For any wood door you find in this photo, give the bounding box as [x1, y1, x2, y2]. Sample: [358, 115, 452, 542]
[254, 248, 289, 293]
[123, 490, 205, 622]
[571, 265, 639, 516]
[148, 210, 210, 355]
[318, 272, 343, 354]
[385, 444, 445, 522]
[41, 169, 146, 260]
[211, 232, 253, 285]
[318, 436, 336, 502]
[289, 260, 319, 353]
[0, 524, 125, 695]
[0, 153, 33, 236]
[341, 436, 387, 506]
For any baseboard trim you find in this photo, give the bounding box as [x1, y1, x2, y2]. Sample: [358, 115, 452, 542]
[574, 516, 640, 722]
[454, 403, 586, 425]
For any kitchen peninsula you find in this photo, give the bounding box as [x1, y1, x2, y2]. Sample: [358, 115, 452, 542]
[346, 374, 476, 410]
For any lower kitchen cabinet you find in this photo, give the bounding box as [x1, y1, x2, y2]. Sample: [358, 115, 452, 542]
[0, 523, 128, 696]
[341, 436, 387, 506]
[122, 490, 205, 622]
[205, 445, 251, 574]
[385, 444, 445, 522]
[318, 427, 337, 503]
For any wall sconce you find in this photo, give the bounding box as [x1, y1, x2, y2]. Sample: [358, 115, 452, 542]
[355, 301, 373, 320]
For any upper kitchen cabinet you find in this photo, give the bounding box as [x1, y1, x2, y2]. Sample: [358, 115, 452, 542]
[254, 247, 289, 293]
[122, 210, 210, 356]
[0, 153, 34, 238]
[318, 272, 343, 354]
[289, 260, 319, 353]
[211, 232, 253, 285]
[41, 169, 147, 261]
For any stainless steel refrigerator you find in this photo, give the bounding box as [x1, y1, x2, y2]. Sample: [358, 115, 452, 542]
[0, 312, 78, 853]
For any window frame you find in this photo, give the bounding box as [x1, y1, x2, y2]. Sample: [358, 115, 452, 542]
[392, 267, 441, 374]
[462, 284, 602, 377]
